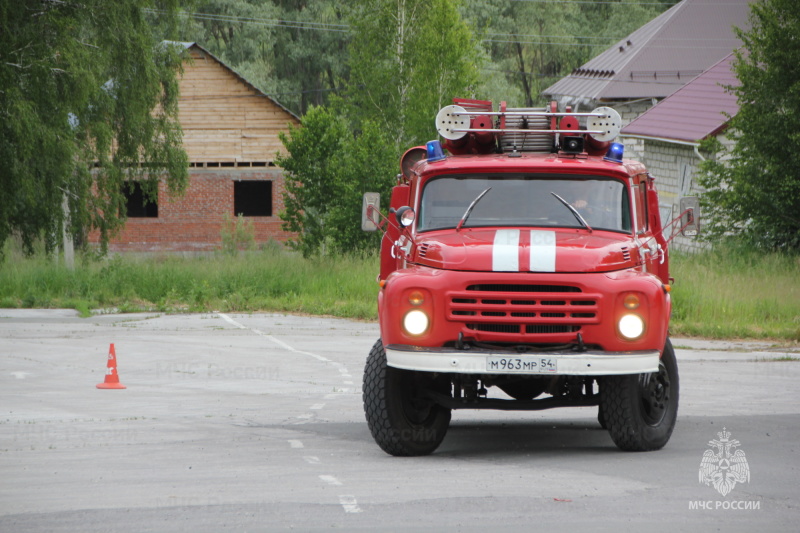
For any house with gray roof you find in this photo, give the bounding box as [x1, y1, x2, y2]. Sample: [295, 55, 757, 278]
[543, 0, 749, 125]
[543, 0, 752, 251]
[622, 53, 739, 251]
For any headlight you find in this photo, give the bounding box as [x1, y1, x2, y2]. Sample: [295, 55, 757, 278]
[403, 309, 429, 336]
[618, 314, 645, 340]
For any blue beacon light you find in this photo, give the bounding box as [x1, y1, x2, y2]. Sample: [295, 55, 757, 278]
[603, 142, 624, 163]
[426, 140, 446, 162]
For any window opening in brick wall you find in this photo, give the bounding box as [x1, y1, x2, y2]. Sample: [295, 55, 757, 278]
[234, 180, 272, 217]
[123, 181, 158, 218]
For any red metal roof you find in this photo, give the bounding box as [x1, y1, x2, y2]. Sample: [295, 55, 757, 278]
[543, 0, 751, 102]
[621, 53, 739, 142]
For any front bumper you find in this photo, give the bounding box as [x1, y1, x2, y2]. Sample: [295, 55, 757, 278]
[386, 344, 659, 376]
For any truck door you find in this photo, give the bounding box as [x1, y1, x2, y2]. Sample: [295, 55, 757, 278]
[633, 175, 659, 278]
[380, 183, 411, 280]
[646, 175, 669, 283]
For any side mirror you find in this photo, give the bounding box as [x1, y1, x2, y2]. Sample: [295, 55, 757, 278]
[680, 196, 700, 236]
[361, 192, 380, 231]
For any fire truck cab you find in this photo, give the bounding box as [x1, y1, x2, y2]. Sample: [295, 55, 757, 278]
[362, 98, 698, 456]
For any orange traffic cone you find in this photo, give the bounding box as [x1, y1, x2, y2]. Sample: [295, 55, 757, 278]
[97, 343, 126, 389]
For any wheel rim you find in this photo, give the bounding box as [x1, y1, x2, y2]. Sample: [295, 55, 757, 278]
[639, 361, 671, 426]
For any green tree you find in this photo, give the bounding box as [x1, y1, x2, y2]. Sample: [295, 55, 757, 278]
[346, 0, 480, 149]
[277, 0, 480, 256]
[697, 0, 800, 251]
[322, 119, 397, 255]
[174, 0, 350, 116]
[459, 0, 673, 108]
[183, 0, 282, 96]
[276, 106, 348, 256]
[276, 106, 395, 256]
[486, 0, 583, 108]
[0, 0, 189, 255]
[271, 1, 350, 114]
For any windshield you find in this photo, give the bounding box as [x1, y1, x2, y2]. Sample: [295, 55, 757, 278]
[418, 174, 631, 233]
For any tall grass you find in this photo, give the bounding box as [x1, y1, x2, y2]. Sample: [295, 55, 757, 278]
[1, 241, 798, 342]
[669, 246, 800, 342]
[0, 245, 380, 320]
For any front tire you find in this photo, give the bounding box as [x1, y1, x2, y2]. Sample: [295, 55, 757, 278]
[601, 338, 679, 451]
[362, 339, 451, 456]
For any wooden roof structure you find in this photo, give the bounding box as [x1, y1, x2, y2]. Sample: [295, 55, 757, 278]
[173, 42, 300, 166]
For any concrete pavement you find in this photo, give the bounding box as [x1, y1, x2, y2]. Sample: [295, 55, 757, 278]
[1, 310, 797, 532]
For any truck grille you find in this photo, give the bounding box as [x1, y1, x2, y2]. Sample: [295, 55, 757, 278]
[448, 284, 601, 339]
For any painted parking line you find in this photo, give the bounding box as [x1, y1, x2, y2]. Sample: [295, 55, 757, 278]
[220, 313, 365, 514]
[319, 475, 343, 486]
[339, 495, 363, 513]
[217, 313, 330, 362]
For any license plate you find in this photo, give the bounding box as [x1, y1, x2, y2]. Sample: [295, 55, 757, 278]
[486, 356, 558, 373]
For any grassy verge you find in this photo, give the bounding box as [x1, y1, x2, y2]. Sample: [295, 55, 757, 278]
[669, 247, 799, 342]
[1, 244, 798, 342]
[0, 247, 380, 320]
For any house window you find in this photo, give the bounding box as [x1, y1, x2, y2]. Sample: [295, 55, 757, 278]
[234, 180, 272, 217]
[124, 181, 158, 218]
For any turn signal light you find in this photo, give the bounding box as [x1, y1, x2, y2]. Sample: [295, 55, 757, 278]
[623, 293, 640, 310]
[409, 290, 425, 306]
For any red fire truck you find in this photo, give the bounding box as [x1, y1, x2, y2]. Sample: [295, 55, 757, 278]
[361, 98, 699, 456]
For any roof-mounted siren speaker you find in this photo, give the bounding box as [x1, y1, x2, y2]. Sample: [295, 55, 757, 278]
[436, 104, 469, 141]
[585, 106, 622, 154]
[436, 104, 495, 155]
[436, 104, 470, 154]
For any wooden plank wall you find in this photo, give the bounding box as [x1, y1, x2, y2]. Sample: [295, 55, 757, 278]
[178, 47, 299, 164]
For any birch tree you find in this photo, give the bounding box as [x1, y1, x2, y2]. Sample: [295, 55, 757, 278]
[0, 0, 188, 255]
[346, 0, 480, 148]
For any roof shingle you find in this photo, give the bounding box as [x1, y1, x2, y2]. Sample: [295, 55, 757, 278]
[543, 0, 751, 102]
[621, 52, 739, 143]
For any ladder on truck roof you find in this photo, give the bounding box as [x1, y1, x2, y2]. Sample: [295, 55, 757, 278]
[435, 98, 622, 155]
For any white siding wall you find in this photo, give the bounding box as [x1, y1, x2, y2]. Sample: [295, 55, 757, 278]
[613, 100, 655, 126]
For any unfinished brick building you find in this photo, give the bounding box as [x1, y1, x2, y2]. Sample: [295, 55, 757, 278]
[95, 42, 300, 253]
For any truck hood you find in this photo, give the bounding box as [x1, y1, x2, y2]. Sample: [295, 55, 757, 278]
[414, 228, 636, 273]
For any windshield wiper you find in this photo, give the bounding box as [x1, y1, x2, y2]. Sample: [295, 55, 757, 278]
[456, 187, 492, 232]
[551, 192, 592, 232]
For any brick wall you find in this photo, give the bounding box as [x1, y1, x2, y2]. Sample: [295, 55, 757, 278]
[94, 167, 294, 253]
